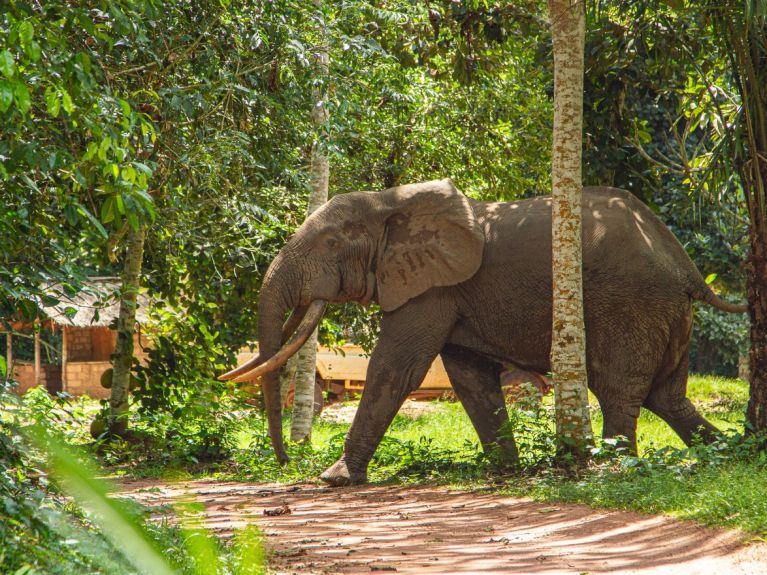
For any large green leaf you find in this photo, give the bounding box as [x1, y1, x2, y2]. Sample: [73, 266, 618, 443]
[45, 85, 60, 117]
[12, 81, 30, 114]
[0, 80, 12, 112]
[0, 50, 14, 78]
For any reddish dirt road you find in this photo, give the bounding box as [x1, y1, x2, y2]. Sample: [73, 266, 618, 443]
[121, 480, 767, 575]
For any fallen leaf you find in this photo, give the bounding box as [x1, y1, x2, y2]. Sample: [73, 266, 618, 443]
[538, 507, 561, 513]
[264, 504, 292, 516]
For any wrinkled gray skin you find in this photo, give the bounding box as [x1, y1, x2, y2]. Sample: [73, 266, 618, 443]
[250, 179, 742, 486]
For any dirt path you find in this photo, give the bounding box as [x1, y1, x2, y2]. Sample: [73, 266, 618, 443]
[121, 479, 767, 575]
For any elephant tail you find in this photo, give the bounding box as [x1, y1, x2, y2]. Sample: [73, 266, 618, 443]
[691, 286, 748, 314]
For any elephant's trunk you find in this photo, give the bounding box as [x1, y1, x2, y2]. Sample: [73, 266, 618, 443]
[253, 254, 295, 465]
[218, 252, 326, 465]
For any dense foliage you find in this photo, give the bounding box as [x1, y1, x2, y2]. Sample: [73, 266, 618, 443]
[1, 0, 762, 568]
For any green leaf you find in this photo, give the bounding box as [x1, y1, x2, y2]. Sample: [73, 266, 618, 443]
[98, 137, 111, 161]
[232, 526, 265, 574]
[27, 40, 41, 62]
[18, 21, 34, 46]
[21, 175, 40, 193]
[45, 86, 60, 117]
[132, 162, 153, 175]
[115, 193, 125, 214]
[126, 210, 139, 232]
[0, 80, 12, 112]
[63, 202, 79, 225]
[0, 355, 6, 379]
[83, 141, 98, 161]
[705, 273, 718, 285]
[0, 50, 14, 78]
[61, 88, 74, 113]
[101, 196, 116, 224]
[13, 81, 30, 114]
[76, 203, 108, 239]
[25, 427, 178, 575]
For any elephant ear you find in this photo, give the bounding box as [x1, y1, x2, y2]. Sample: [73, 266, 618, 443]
[376, 179, 485, 312]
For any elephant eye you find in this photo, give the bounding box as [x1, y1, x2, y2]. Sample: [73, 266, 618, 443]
[326, 236, 339, 249]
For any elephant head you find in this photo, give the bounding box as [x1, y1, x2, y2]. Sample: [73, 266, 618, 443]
[219, 179, 485, 462]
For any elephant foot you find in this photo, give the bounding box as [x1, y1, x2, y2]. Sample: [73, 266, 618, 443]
[319, 457, 367, 487]
[487, 439, 519, 471]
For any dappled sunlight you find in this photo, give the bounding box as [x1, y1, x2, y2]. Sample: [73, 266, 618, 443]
[121, 480, 764, 574]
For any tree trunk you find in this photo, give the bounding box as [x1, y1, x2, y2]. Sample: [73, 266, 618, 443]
[547, 0, 593, 459]
[280, 354, 298, 406]
[108, 224, 146, 437]
[722, 12, 767, 436]
[4, 332, 11, 381]
[746, 237, 767, 432]
[291, 0, 329, 443]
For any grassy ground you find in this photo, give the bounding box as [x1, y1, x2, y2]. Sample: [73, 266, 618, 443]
[301, 374, 748, 459]
[277, 374, 767, 537]
[7, 371, 765, 572]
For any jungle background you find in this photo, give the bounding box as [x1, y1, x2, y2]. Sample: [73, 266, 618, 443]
[1, 1, 764, 573]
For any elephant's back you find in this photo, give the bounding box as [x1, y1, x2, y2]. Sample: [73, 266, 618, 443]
[452, 189, 698, 372]
[474, 188, 694, 291]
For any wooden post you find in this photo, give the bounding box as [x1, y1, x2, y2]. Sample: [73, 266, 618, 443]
[61, 325, 68, 392]
[34, 321, 41, 387]
[5, 332, 11, 379]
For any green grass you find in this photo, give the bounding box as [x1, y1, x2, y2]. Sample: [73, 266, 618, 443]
[489, 375, 767, 537]
[513, 459, 767, 537]
[293, 374, 767, 537]
[10, 373, 766, 546]
[305, 373, 749, 457]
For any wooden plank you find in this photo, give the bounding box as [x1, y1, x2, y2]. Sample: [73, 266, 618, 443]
[235, 344, 455, 392]
[316, 346, 369, 381]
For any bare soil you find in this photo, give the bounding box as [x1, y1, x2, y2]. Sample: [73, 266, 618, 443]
[120, 479, 767, 575]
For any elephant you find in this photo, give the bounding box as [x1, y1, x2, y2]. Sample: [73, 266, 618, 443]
[220, 179, 746, 486]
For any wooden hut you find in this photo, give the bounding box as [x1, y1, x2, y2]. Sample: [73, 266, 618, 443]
[3, 278, 150, 399]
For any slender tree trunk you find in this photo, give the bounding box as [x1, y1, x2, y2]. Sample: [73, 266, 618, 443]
[280, 354, 298, 406]
[547, 0, 593, 458]
[291, 0, 329, 443]
[722, 13, 767, 436]
[4, 332, 11, 380]
[747, 229, 767, 432]
[744, 147, 767, 433]
[108, 224, 146, 436]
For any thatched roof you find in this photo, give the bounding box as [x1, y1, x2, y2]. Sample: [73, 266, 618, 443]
[42, 277, 151, 328]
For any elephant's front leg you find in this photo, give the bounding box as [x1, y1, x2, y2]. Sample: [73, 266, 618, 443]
[441, 344, 519, 468]
[320, 299, 456, 486]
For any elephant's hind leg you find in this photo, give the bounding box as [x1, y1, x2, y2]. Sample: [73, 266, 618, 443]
[595, 385, 644, 454]
[643, 309, 719, 446]
[643, 354, 719, 446]
[440, 344, 518, 468]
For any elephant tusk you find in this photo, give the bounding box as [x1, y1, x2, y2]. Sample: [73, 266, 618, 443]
[218, 303, 315, 381]
[218, 353, 264, 382]
[230, 299, 327, 383]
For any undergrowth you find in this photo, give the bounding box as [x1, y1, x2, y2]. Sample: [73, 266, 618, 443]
[4, 373, 767, 548]
[0, 381, 264, 574]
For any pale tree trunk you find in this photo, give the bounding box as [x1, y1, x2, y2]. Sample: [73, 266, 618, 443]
[547, 0, 593, 459]
[280, 354, 298, 406]
[108, 224, 146, 436]
[290, 0, 329, 443]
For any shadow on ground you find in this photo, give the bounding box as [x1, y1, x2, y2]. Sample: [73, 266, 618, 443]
[121, 480, 767, 575]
